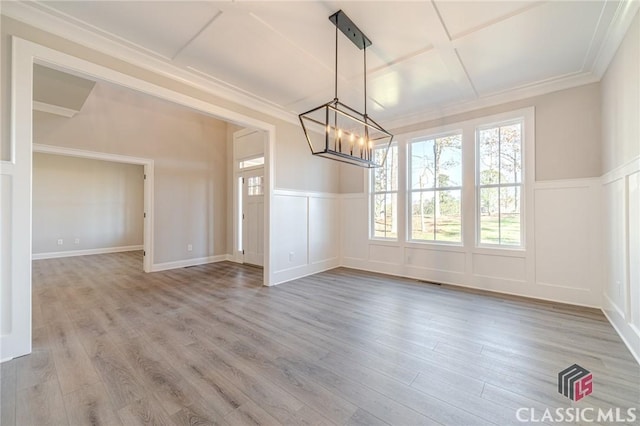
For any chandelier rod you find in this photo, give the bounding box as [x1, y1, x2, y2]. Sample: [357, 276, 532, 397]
[334, 14, 338, 101]
[363, 43, 367, 118]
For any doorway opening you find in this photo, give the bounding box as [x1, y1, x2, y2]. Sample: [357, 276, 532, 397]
[31, 145, 153, 272]
[233, 129, 266, 267]
[3, 37, 276, 361]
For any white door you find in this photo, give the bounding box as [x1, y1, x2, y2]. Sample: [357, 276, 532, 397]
[241, 169, 264, 266]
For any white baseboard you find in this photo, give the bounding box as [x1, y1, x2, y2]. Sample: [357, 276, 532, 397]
[272, 257, 340, 286]
[32, 245, 143, 260]
[151, 254, 229, 272]
[602, 295, 640, 365]
[341, 256, 600, 309]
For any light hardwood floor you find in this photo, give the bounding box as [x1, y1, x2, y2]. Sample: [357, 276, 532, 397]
[1, 251, 638, 425]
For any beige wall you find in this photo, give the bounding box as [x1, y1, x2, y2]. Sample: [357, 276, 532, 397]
[0, 16, 339, 193]
[340, 83, 602, 193]
[33, 153, 144, 254]
[601, 11, 640, 173]
[398, 83, 603, 181]
[33, 82, 229, 264]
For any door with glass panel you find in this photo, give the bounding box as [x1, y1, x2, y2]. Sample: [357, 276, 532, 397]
[240, 168, 264, 266]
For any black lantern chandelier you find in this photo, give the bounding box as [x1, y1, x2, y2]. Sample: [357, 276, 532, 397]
[299, 10, 393, 168]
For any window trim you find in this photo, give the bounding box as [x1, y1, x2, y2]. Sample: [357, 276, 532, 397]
[366, 107, 534, 258]
[370, 143, 399, 241]
[475, 118, 525, 249]
[238, 155, 265, 170]
[407, 131, 464, 245]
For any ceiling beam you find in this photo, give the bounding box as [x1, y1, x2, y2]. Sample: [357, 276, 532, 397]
[423, 0, 477, 100]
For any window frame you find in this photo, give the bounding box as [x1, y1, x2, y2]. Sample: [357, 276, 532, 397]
[366, 107, 533, 256]
[475, 118, 525, 249]
[238, 155, 265, 170]
[370, 143, 399, 241]
[407, 131, 464, 245]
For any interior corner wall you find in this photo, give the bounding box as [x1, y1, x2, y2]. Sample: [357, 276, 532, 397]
[32, 153, 144, 256]
[32, 82, 229, 267]
[600, 10, 640, 362]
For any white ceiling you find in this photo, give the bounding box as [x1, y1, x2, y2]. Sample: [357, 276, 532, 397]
[14, 1, 638, 127]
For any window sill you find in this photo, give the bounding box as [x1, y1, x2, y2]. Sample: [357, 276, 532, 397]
[405, 241, 465, 252]
[473, 245, 526, 258]
[368, 238, 400, 247]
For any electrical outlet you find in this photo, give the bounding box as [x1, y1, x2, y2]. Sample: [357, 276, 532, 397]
[74, 238, 80, 245]
[289, 251, 294, 262]
[187, 244, 193, 252]
[57, 239, 63, 246]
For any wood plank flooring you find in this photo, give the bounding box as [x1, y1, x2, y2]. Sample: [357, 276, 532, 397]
[1, 251, 638, 425]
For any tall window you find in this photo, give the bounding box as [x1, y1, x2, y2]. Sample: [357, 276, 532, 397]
[371, 145, 398, 239]
[409, 133, 462, 242]
[477, 121, 523, 246]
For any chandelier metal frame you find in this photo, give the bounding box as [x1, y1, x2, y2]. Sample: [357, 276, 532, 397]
[298, 10, 393, 168]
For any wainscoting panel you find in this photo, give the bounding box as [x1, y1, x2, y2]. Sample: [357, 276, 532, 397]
[629, 171, 640, 332]
[603, 177, 627, 309]
[472, 253, 526, 282]
[272, 190, 340, 285]
[1, 174, 13, 336]
[309, 196, 339, 264]
[339, 178, 602, 308]
[340, 195, 368, 260]
[369, 244, 403, 265]
[602, 157, 640, 363]
[405, 246, 465, 273]
[272, 193, 309, 273]
[534, 180, 602, 292]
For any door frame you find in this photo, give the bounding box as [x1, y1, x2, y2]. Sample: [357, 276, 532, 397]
[236, 165, 265, 266]
[3, 36, 276, 361]
[232, 128, 266, 264]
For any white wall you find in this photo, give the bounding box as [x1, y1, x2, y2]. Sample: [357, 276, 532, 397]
[32, 153, 144, 257]
[272, 190, 340, 285]
[601, 11, 640, 362]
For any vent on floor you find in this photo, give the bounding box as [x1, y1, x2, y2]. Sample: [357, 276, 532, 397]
[416, 279, 442, 286]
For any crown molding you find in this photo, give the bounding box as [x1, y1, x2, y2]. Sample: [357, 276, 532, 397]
[1, 1, 299, 125]
[383, 71, 600, 132]
[592, 0, 640, 78]
[32, 100, 78, 117]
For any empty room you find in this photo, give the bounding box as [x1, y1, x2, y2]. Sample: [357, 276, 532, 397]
[1, 1, 639, 425]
